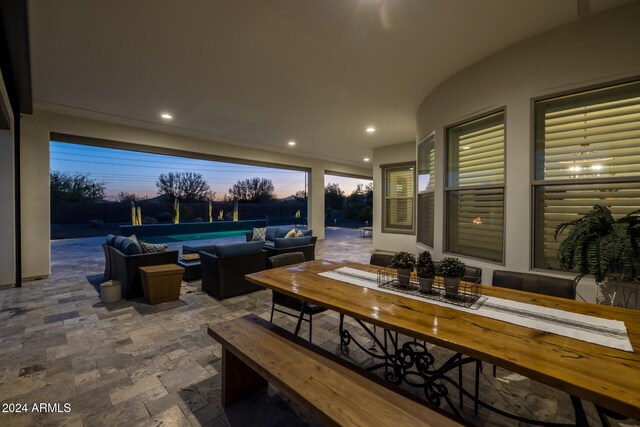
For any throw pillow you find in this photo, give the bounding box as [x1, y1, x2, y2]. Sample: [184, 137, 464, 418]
[139, 241, 168, 254]
[105, 234, 116, 246]
[121, 237, 142, 255]
[284, 228, 297, 238]
[252, 227, 267, 241]
[295, 230, 304, 237]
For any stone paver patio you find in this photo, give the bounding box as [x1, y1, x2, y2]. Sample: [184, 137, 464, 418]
[0, 228, 636, 426]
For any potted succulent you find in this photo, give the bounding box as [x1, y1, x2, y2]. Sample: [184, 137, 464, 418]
[436, 257, 466, 297]
[416, 251, 436, 293]
[554, 204, 640, 307]
[391, 251, 417, 287]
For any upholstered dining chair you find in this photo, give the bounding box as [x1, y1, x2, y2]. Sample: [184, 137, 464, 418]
[369, 252, 394, 267]
[267, 252, 327, 343]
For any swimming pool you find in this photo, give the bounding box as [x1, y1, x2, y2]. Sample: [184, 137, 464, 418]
[142, 229, 250, 244]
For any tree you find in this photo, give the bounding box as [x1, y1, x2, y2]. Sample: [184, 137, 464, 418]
[324, 183, 345, 211]
[228, 177, 276, 202]
[294, 190, 307, 202]
[116, 192, 144, 203]
[156, 172, 212, 202]
[344, 183, 373, 222]
[50, 171, 105, 203]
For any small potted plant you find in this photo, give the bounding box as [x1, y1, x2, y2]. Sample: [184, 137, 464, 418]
[416, 251, 436, 293]
[391, 251, 417, 287]
[436, 257, 466, 297]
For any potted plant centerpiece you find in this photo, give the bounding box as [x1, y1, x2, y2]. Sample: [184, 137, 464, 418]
[416, 251, 436, 293]
[391, 251, 417, 287]
[554, 205, 640, 307]
[436, 257, 466, 297]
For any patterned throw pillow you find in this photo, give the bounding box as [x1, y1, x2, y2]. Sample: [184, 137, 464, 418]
[284, 228, 297, 238]
[252, 227, 267, 241]
[139, 241, 168, 254]
[295, 229, 304, 237]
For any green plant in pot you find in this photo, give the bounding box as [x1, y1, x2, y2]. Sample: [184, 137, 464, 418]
[554, 204, 640, 307]
[436, 257, 466, 297]
[416, 251, 436, 293]
[391, 251, 417, 287]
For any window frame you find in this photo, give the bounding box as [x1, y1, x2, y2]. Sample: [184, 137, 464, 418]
[417, 131, 436, 247]
[381, 161, 416, 235]
[530, 77, 640, 270]
[444, 108, 507, 264]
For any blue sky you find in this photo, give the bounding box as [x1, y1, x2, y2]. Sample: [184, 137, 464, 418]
[50, 141, 371, 201]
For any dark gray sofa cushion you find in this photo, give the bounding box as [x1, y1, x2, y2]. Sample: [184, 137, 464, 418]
[215, 241, 264, 258]
[183, 244, 217, 255]
[106, 234, 117, 246]
[274, 236, 312, 248]
[265, 226, 280, 242]
[301, 229, 312, 237]
[113, 236, 126, 251]
[120, 237, 142, 255]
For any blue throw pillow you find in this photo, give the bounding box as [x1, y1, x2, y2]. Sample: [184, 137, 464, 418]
[120, 237, 142, 255]
[265, 226, 279, 242]
[113, 236, 126, 251]
[275, 227, 294, 239]
[215, 241, 264, 258]
[301, 230, 312, 237]
[274, 236, 312, 248]
[106, 234, 116, 246]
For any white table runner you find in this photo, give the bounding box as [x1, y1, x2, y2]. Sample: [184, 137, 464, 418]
[319, 267, 633, 352]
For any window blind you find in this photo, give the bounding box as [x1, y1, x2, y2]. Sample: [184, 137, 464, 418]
[533, 80, 640, 269]
[418, 133, 435, 246]
[384, 164, 415, 232]
[446, 111, 505, 262]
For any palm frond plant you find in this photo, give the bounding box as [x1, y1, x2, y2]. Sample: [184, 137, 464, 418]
[554, 205, 640, 306]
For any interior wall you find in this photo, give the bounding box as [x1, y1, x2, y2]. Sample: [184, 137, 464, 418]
[20, 109, 371, 279]
[0, 71, 15, 286]
[372, 141, 416, 253]
[415, 2, 640, 298]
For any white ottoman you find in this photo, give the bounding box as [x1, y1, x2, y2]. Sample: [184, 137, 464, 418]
[100, 280, 121, 303]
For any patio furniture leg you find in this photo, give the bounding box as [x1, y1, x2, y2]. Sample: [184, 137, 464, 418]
[570, 395, 590, 427]
[294, 302, 307, 336]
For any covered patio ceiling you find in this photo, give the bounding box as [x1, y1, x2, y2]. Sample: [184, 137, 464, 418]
[28, 0, 633, 166]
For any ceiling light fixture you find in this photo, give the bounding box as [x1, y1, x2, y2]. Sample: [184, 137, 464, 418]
[288, 141, 296, 146]
[366, 127, 376, 133]
[160, 113, 173, 120]
[363, 158, 370, 162]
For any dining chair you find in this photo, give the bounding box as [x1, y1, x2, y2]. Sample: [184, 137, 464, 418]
[370, 252, 394, 267]
[472, 270, 577, 413]
[267, 252, 327, 343]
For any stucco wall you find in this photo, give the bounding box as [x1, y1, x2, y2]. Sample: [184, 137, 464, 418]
[20, 109, 371, 279]
[415, 2, 640, 299]
[372, 141, 416, 253]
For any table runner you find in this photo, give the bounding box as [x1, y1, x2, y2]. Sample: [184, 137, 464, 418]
[319, 267, 633, 352]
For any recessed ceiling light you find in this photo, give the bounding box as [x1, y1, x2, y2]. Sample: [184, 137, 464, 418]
[366, 127, 376, 133]
[363, 158, 370, 162]
[288, 141, 296, 146]
[462, 146, 470, 150]
[160, 113, 173, 120]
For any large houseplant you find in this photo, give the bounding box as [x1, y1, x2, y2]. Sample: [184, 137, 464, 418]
[391, 251, 416, 287]
[416, 251, 436, 293]
[554, 204, 640, 306]
[435, 257, 466, 297]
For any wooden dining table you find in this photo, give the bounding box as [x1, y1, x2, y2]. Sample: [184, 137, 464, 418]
[246, 259, 640, 424]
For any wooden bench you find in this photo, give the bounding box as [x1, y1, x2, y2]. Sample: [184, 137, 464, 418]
[207, 314, 465, 427]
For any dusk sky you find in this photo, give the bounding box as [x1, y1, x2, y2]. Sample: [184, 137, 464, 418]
[50, 142, 371, 201]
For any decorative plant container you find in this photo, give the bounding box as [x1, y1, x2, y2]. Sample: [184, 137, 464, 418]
[435, 257, 466, 299]
[391, 251, 417, 288]
[419, 277, 434, 293]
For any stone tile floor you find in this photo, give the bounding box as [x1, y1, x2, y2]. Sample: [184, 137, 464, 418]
[0, 227, 637, 426]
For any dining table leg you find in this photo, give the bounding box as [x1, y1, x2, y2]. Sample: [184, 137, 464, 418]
[570, 396, 590, 427]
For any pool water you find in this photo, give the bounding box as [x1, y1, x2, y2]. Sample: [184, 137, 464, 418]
[142, 230, 250, 244]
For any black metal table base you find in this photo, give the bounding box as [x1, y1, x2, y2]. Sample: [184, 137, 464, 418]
[338, 314, 589, 427]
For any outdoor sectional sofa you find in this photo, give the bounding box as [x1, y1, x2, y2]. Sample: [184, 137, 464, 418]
[245, 226, 317, 261]
[200, 241, 268, 300]
[102, 236, 178, 299]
